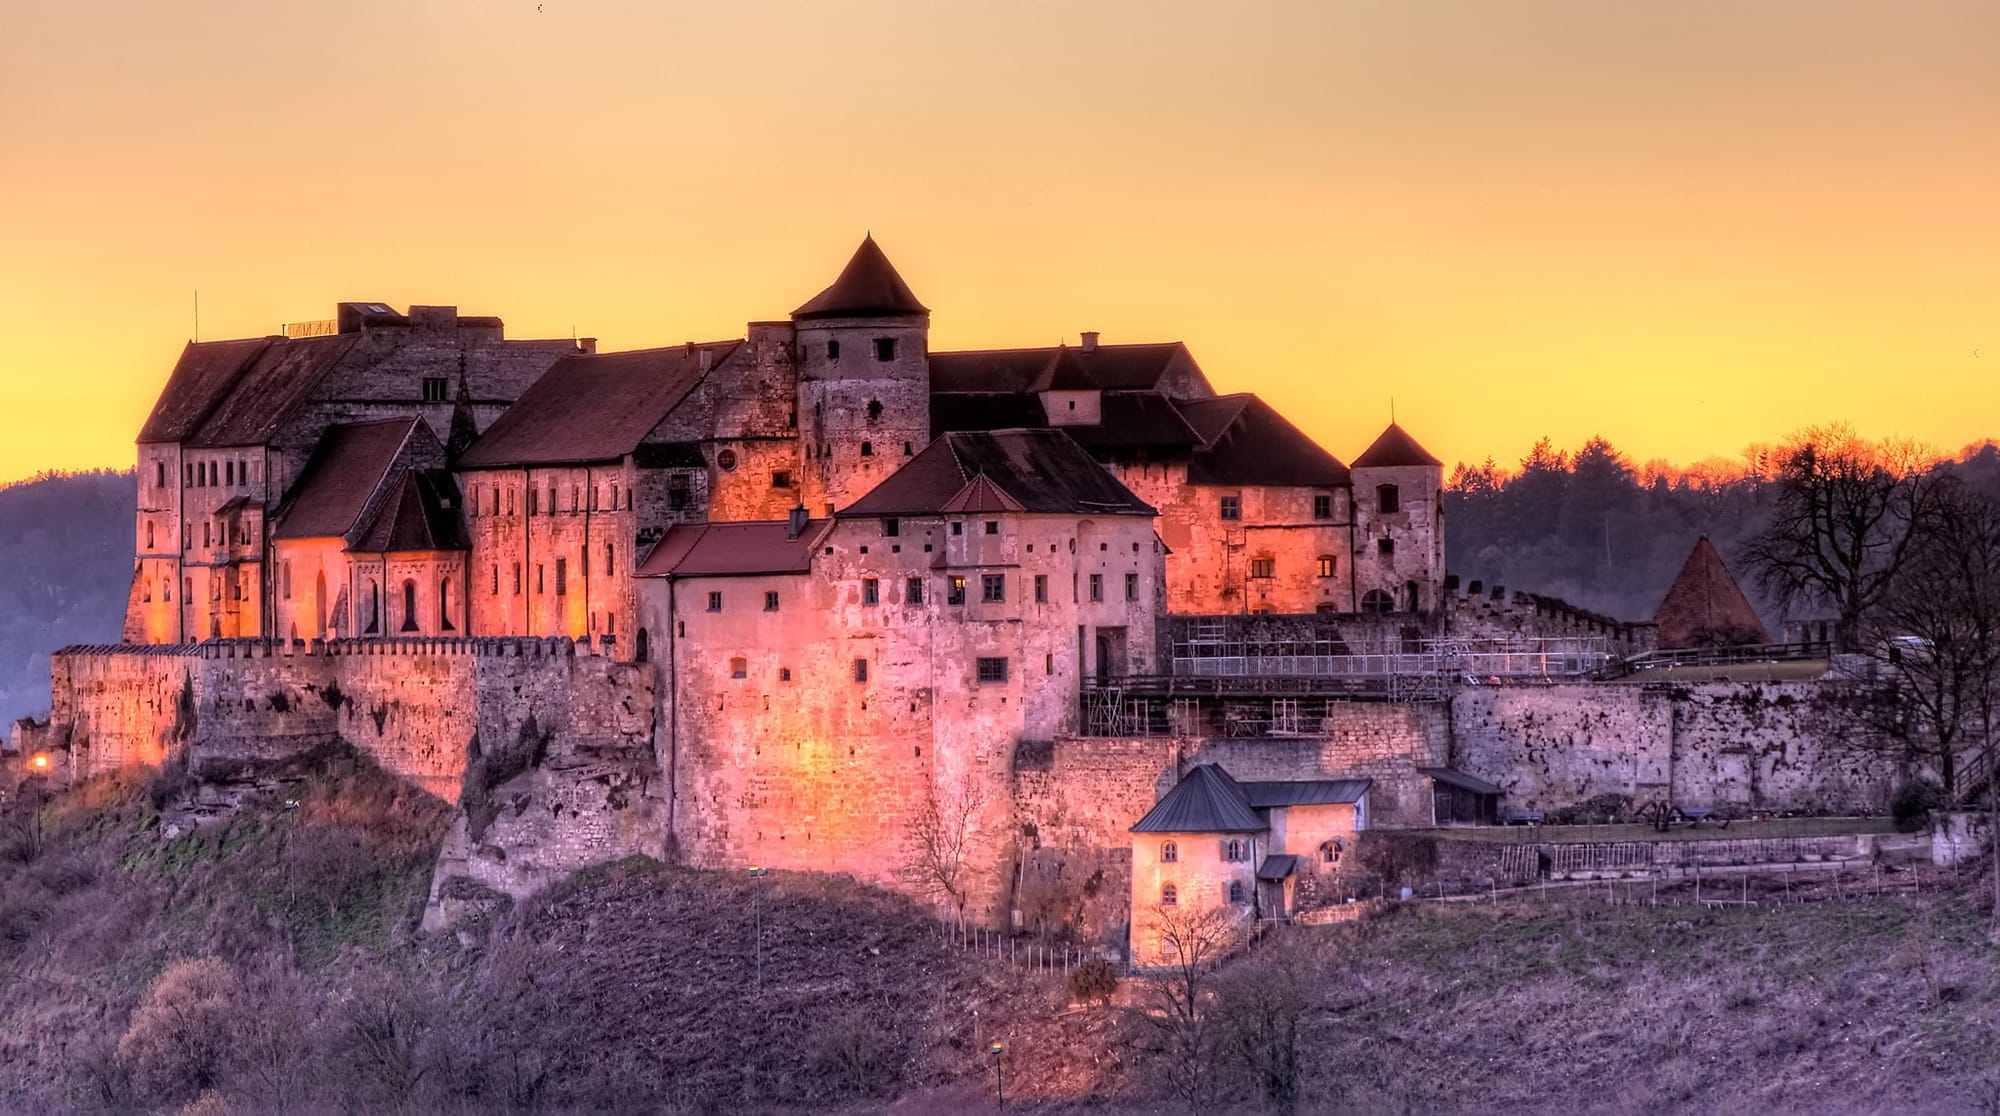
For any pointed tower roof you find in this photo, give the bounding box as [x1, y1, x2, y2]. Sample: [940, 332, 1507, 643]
[1352, 422, 1443, 468]
[1653, 536, 1771, 649]
[1130, 765, 1268, 834]
[793, 235, 929, 320]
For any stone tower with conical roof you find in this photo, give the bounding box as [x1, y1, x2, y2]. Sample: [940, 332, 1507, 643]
[792, 236, 932, 516]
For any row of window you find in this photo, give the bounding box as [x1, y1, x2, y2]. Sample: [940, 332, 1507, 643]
[154, 518, 255, 551]
[822, 338, 899, 362]
[726, 654, 1009, 685]
[171, 457, 257, 490]
[700, 570, 1145, 613]
[1157, 839, 1341, 866]
[469, 482, 632, 518]
[1216, 486, 1399, 522]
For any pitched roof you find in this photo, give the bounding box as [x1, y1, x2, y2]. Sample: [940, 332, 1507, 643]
[1239, 779, 1372, 807]
[348, 470, 468, 553]
[930, 393, 1048, 435]
[928, 342, 1193, 394]
[456, 343, 738, 468]
[1418, 767, 1505, 796]
[635, 520, 828, 579]
[138, 338, 273, 444]
[1182, 395, 1350, 487]
[1256, 854, 1302, 881]
[1653, 536, 1772, 649]
[839, 429, 1154, 518]
[187, 334, 360, 448]
[793, 236, 928, 320]
[1352, 422, 1443, 469]
[1061, 394, 1203, 455]
[938, 474, 1026, 514]
[1130, 765, 1267, 834]
[272, 419, 423, 540]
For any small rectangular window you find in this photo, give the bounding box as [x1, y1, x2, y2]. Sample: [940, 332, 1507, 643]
[772, 470, 793, 489]
[670, 480, 690, 512]
[556, 558, 568, 596]
[537, 565, 546, 594]
[883, 518, 899, 537]
[731, 657, 747, 679]
[1034, 574, 1048, 603]
[422, 376, 448, 402]
[874, 337, 895, 361]
[1314, 493, 1333, 519]
[981, 574, 1005, 603]
[1250, 557, 1275, 579]
[528, 489, 539, 516]
[862, 578, 879, 605]
[827, 339, 841, 360]
[513, 563, 522, 594]
[708, 591, 723, 612]
[764, 590, 780, 612]
[606, 543, 615, 576]
[984, 521, 998, 535]
[1378, 484, 1401, 514]
[1317, 555, 1337, 577]
[951, 522, 963, 536]
[491, 565, 500, 596]
[1379, 537, 1395, 556]
[976, 657, 1008, 684]
[1126, 572, 1139, 600]
[906, 577, 924, 605]
[1089, 573, 1103, 602]
[947, 576, 966, 605]
[1219, 495, 1241, 521]
[156, 462, 167, 488]
[853, 658, 869, 683]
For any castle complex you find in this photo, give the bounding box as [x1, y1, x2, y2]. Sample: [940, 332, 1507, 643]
[16, 239, 1899, 957]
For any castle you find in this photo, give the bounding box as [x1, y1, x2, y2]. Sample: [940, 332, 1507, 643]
[16, 239, 1899, 957]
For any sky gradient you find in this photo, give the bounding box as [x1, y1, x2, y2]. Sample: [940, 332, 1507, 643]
[2, 0, 1994, 484]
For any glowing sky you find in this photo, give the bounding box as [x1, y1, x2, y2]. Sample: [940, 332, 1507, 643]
[2, 0, 1994, 484]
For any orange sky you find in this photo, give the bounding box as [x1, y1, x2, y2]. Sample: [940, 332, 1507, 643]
[2, 0, 1994, 485]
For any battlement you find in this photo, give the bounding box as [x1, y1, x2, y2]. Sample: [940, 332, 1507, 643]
[53, 633, 624, 663]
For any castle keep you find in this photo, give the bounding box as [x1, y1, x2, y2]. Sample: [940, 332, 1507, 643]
[17, 238, 1895, 952]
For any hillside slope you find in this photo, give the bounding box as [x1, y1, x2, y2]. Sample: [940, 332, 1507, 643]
[0, 470, 134, 723]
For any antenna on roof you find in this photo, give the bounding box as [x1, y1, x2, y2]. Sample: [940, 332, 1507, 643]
[193, 289, 200, 343]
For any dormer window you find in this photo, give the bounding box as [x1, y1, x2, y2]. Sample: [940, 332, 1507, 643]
[874, 338, 896, 361]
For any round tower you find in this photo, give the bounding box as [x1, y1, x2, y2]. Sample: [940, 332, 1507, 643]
[792, 236, 931, 515]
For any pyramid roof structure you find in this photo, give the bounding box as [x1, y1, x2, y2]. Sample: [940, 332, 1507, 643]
[1653, 536, 1771, 649]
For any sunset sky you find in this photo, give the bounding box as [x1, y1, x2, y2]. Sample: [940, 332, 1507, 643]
[2, 0, 1993, 485]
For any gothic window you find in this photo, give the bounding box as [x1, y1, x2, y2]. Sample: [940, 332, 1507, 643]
[1224, 839, 1246, 862]
[1219, 495, 1241, 521]
[708, 591, 722, 612]
[1361, 589, 1395, 614]
[439, 580, 455, 631]
[366, 582, 380, 634]
[1126, 572, 1139, 600]
[1088, 574, 1103, 602]
[981, 574, 1005, 603]
[1317, 555, 1337, 578]
[976, 657, 1008, 684]
[874, 337, 895, 361]
[905, 577, 923, 605]
[1034, 574, 1048, 603]
[1377, 484, 1401, 514]
[826, 340, 840, 360]
[1314, 493, 1334, 519]
[1161, 884, 1178, 907]
[401, 580, 419, 633]
[282, 562, 292, 600]
[862, 578, 879, 606]
[764, 590, 779, 612]
[1250, 557, 1275, 579]
[947, 576, 966, 606]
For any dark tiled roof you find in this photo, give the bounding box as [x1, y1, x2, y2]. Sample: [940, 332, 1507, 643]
[928, 342, 1192, 394]
[188, 334, 359, 448]
[456, 343, 738, 468]
[1352, 422, 1443, 468]
[349, 470, 468, 553]
[839, 429, 1154, 518]
[1239, 779, 1371, 807]
[793, 236, 928, 320]
[1064, 394, 1203, 454]
[272, 419, 423, 540]
[930, 393, 1048, 434]
[1653, 536, 1772, 649]
[1418, 767, 1505, 796]
[1256, 854, 1302, 881]
[1184, 395, 1350, 487]
[938, 474, 1025, 514]
[137, 338, 274, 444]
[635, 520, 826, 578]
[1130, 765, 1267, 834]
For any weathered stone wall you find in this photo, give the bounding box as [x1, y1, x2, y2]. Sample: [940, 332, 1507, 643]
[1350, 462, 1444, 612]
[1117, 463, 1355, 616]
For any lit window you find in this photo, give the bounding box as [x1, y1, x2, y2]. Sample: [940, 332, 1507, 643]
[976, 657, 1008, 684]
[1219, 495, 1241, 521]
[1317, 555, 1337, 578]
[947, 577, 966, 605]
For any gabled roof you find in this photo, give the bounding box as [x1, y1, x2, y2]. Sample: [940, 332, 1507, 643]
[1653, 536, 1772, 649]
[456, 342, 738, 468]
[1352, 422, 1443, 469]
[138, 338, 274, 444]
[839, 429, 1154, 518]
[272, 419, 424, 541]
[1182, 395, 1350, 487]
[1256, 854, 1302, 881]
[793, 236, 928, 320]
[928, 342, 1194, 394]
[188, 334, 359, 448]
[635, 520, 828, 579]
[1130, 765, 1267, 834]
[939, 474, 1026, 514]
[348, 470, 468, 553]
[1239, 779, 1372, 807]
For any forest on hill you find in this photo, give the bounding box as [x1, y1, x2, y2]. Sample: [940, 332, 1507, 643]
[0, 471, 135, 724]
[1443, 436, 2000, 627]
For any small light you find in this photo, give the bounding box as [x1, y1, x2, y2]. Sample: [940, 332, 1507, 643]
[29, 754, 49, 770]
[989, 1042, 1004, 1055]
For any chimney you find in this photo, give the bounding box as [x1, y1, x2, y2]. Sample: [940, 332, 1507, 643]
[684, 341, 695, 356]
[699, 348, 713, 372]
[1080, 331, 1099, 353]
[787, 505, 810, 539]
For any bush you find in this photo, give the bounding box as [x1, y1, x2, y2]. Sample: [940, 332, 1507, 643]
[1068, 957, 1119, 1006]
[117, 957, 245, 1104]
[1889, 778, 1944, 832]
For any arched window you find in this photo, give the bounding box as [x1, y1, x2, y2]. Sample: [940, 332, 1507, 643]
[401, 580, 419, 632]
[1228, 881, 1245, 904]
[1361, 589, 1395, 614]
[439, 578, 455, 631]
[145, 521, 154, 549]
[1160, 842, 1178, 864]
[1161, 883, 1178, 907]
[1224, 839, 1245, 862]
[1377, 483, 1401, 513]
[1320, 839, 1344, 865]
[635, 628, 650, 663]
[365, 581, 380, 635]
[1316, 554, 1337, 578]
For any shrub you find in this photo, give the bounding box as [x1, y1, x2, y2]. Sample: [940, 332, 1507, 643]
[117, 957, 244, 1104]
[1889, 778, 1944, 832]
[807, 1018, 896, 1101]
[1068, 957, 1119, 1006]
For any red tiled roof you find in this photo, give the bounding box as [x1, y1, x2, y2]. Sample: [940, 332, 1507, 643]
[793, 236, 928, 320]
[1351, 423, 1442, 469]
[1182, 395, 1350, 487]
[137, 338, 274, 444]
[1653, 537, 1771, 649]
[840, 429, 1154, 518]
[348, 469, 468, 553]
[635, 520, 827, 578]
[928, 342, 1194, 394]
[272, 418, 425, 541]
[456, 342, 739, 468]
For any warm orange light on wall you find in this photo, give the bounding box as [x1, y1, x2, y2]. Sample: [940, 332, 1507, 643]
[30, 753, 50, 770]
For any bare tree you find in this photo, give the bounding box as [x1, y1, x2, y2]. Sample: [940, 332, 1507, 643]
[1746, 424, 1944, 651]
[1128, 902, 1245, 1112]
[1212, 930, 1322, 1114]
[902, 769, 987, 922]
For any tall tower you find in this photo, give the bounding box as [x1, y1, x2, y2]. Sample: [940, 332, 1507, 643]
[792, 236, 931, 515]
[1350, 422, 1446, 613]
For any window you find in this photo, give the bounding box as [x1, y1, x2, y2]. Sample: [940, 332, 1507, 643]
[883, 518, 900, 537]
[1161, 884, 1178, 907]
[571, 488, 580, 513]
[440, 580, 455, 631]
[1317, 555, 1338, 578]
[905, 578, 924, 605]
[1320, 839, 1343, 865]
[505, 488, 514, 515]
[203, 523, 211, 548]
[984, 521, 998, 535]
[1361, 589, 1395, 614]
[772, 470, 793, 489]
[610, 483, 619, 508]
[156, 462, 166, 488]
[555, 558, 568, 596]
[1224, 839, 1246, 862]
[717, 449, 738, 471]
[764, 590, 780, 612]
[1125, 572, 1139, 600]
[537, 565, 545, 594]
[1034, 574, 1048, 603]
[401, 580, 419, 632]
[867, 399, 883, 421]
[1378, 537, 1395, 557]
[605, 543, 615, 576]
[903, 441, 913, 456]
[513, 563, 522, 594]
[669, 479, 690, 511]
[951, 522, 963, 536]
[1229, 881, 1246, 904]
[730, 657, 747, 679]
[1314, 493, 1334, 519]
[1250, 557, 1275, 579]
[708, 591, 723, 612]
[1219, 495, 1241, 521]
[1088, 574, 1103, 602]
[491, 565, 500, 596]
[529, 489, 539, 516]
[422, 376, 449, 402]
[853, 658, 869, 683]
[225, 460, 234, 485]
[366, 582, 380, 634]
[779, 666, 791, 682]
[874, 337, 895, 361]
[1377, 483, 1401, 513]
[976, 657, 1008, 684]
[860, 442, 873, 457]
[827, 339, 840, 360]
[981, 574, 1005, 603]
[282, 562, 292, 600]
[145, 522, 154, 549]
[862, 578, 879, 605]
[947, 576, 966, 605]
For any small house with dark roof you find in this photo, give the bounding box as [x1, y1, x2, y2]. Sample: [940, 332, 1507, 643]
[1130, 764, 1370, 961]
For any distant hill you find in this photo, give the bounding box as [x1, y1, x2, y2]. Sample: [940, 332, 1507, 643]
[0, 470, 134, 724]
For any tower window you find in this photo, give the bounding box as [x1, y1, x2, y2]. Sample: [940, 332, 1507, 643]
[867, 399, 883, 422]
[827, 340, 840, 360]
[1089, 574, 1103, 602]
[874, 338, 895, 361]
[883, 518, 899, 537]
[771, 470, 793, 489]
[984, 521, 998, 535]
[1034, 574, 1048, 603]
[422, 377, 448, 402]
[853, 658, 869, 683]
[764, 590, 780, 612]
[1126, 572, 1139, 600]
[903, 442, 913, 456]
[717, 449, 738, 472]
[1377, 484, 1401, 513]
[1378, 537, 1396, 557]
[555, 558, 568, 596]
[1161, 883, 1178, 907]
[156, 462, 166, 488]
[1229, 881, 1246, 904]
[730, 657, 747, 679]
[951, 522, 963, 536]
[1250, 557, 1275, 579]
[1161, 842, 1178, 863]
[1219, 495, 1241, 521]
